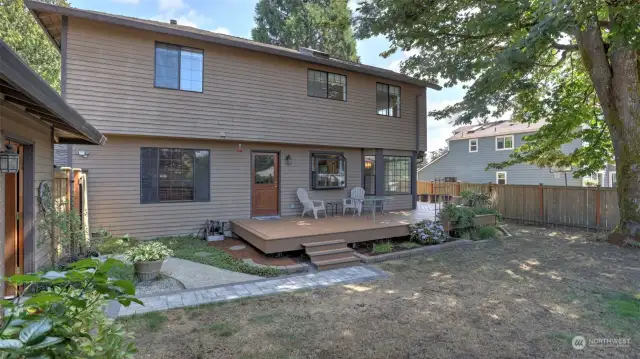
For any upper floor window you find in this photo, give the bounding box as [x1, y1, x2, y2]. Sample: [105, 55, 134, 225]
[140, 147, 210, 203]
[155, 42, 203, 92]
[377, 83, 400, 117]
[311, 153, 346, 189]
[307, 70, 346, 101]
[495, 135, 514, 150]
[469, 139, 478, 152]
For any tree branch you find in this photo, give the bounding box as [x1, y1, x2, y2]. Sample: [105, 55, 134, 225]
[551, 41, 578, 51]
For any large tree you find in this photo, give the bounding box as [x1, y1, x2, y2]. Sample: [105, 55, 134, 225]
[0, 0, 69, 92]
[356, 0, 640, 237]
[252, 0, 359, 61]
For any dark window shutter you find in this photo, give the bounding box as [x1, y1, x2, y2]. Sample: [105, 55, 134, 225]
[194, 150, 210, 201]
[140, 148, 159, 203]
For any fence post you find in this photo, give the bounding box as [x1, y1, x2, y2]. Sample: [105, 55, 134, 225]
[456, 182, 461, 196]
[539, 183, 544, 222]
[595, 185, 601, 228]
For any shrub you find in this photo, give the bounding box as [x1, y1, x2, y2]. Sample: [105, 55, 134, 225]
[372, 241, 394, 254]
[97, 234, 139, 255]
[37, 199, 87, 260]
[460, 189, 491, 208]
[409, 220, 446, 244]
[125, 242, 173, 262]
[0, 258, 139, 358]
[477, 226, 500, 240]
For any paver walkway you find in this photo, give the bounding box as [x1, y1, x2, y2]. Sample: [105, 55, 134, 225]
[160, 257, 260, 289]
[112, 266, 387, 317]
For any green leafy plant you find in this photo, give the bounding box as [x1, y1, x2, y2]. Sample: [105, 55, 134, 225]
[409, 220, 446, 244]
[125, 242, 173, 262]
[0, 258, 140, 358]
[372, 241, 394, 254]
[460, 190, 491, 208]
[37, 199, 88, 260]
[477, 226, 500, 240]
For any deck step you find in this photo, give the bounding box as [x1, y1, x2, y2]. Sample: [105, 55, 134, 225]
[302, 239, 346, 252]
[307, 247, 355, 262]
[314, 257, 361, 271]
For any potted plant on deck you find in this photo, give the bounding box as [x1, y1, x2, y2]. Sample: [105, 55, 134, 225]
[126, 242, 173, 281]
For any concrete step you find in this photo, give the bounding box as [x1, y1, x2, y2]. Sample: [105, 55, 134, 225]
[314, 256, 361, 271]
[307, 247, 355, 262]
[302, 239, 347, 252]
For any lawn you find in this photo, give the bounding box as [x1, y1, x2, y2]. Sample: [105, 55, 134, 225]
[121, 225, 640, 358]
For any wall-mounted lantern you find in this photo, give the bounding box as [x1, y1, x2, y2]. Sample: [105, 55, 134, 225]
[78, 149, 90, 158]
[285, 154, 292, 166]
[0, 144, 19, 173]
[364, 160, 373, 170]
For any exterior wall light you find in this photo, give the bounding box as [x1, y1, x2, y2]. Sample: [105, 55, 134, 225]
[0, 144, 19, 173]
[285, 154, 292, 166]
[364, 160, 373, 169]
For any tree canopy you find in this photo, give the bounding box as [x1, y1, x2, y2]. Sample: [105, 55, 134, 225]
[356, 0, 640, 236]
[252, 0, 359, 62]
[0, 0, 68, 92]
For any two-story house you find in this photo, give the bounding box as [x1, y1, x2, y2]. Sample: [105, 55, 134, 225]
[418, 121, 583, 186]
[27, 1, 439, 239]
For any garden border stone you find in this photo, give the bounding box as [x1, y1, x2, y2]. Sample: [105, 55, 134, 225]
[353, 239, 474, 264]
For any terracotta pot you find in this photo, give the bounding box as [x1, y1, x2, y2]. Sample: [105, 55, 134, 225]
[133, 259, 164, 281]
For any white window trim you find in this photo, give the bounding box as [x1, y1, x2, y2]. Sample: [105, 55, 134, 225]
[495, 135, 514, 151]
[496, 171, 507, 184]
[609, 171, 616, 187]
[468, 138, 478, 153]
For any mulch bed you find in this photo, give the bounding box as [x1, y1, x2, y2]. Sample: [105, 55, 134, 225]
[353, 237, 438, 257]
[207, 237, 301, 266]
[606, 232, 640, 249]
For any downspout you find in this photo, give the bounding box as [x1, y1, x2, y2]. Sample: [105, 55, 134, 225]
[412, 92, 424, 209]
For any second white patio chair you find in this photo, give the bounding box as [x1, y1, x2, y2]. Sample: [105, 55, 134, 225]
[297, 188, 326, 219]
[343, 187, 365, 216]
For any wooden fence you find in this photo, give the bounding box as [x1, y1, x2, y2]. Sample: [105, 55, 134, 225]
[417, 181, 620, 230]
[52, 169, 90, 260]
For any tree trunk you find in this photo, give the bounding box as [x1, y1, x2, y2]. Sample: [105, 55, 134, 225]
[576, 17, 640, 237]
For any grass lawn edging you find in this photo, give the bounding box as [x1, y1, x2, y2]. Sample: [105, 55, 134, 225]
[354, 239, 474, 264]
[447, 225, 513, 243]
[241, 258, 311, 275]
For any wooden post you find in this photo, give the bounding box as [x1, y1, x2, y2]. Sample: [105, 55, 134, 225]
[539, 183, 544, 222]
[456, 182, 461, 196]
[595, 185, 601, 228]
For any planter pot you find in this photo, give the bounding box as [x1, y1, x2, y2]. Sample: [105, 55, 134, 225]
[207, 234, 224, 242]
[134, 259, 164, 281]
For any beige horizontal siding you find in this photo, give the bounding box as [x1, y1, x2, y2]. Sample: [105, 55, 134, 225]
[1, 103, 54, 269]
[72, 135, 404, 239]
[65, 18, 426, 151]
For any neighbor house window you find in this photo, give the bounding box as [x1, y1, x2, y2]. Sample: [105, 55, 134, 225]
[469, 139, 478, 152]
[376, 83, 400, 117]
[496, 171, 507, 184]
[311, 153, 346, 189]
[384, 156, 410, 194]
[609, 171, 617, 188]
[140, 148, 210, 203]
[364, 155, 376, 195]
[155, 42, 203, 92]
[307, 70, 346, 101]
[495, 135, 514, 150]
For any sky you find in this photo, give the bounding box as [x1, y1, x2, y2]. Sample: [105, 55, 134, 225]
[70, 0, 464, 153]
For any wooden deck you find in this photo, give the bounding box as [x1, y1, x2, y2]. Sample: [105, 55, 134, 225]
[230, 205, 437, 253]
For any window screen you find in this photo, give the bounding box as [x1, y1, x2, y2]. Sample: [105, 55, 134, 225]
[155, 42, 203, 92]
[140, 147, 210, 203]
[384, 156, 410, 194]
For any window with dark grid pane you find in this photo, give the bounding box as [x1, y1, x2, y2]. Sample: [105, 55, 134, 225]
[364, 155, 376, 195]
[155, 42, 203, 92]
[384, 156, 411, 195]
[140, 147, 209, 203]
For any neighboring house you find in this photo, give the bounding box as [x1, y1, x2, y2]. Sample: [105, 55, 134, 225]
[418, 121, 583, 186]
[0, 40, 104, 293]
[26, 1, 439, 239]
[586, 163, 617, 188]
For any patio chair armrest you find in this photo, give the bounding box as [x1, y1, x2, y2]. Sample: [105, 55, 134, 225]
[311, 199, 325, 207]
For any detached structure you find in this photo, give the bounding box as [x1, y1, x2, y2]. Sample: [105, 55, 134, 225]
[0, 40, 105, 296]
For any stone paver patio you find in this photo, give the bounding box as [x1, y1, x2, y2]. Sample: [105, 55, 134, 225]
[112, 266, 387, 317]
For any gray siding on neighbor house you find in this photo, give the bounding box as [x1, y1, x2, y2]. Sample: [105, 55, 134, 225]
[418, 132, 583, 186]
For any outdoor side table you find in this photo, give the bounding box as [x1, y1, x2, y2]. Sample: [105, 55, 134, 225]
[325, 201, 341, 217]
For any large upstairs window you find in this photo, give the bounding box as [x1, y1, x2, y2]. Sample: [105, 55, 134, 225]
[376, 83, 400, 117]
[307, 69, 347, 101]
[155, 42, 203, 92]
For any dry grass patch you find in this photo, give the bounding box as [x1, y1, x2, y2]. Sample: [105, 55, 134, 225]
[122, 224, 640, 358]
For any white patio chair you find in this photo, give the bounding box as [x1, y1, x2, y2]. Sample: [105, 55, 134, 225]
[343, 187, 365, 216]
[297, 188, 326, 219]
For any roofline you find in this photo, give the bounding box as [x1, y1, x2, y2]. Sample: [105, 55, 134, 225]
[447, 128, 539, 141]
[417, 151, 448, 172]
[25, 1, 441, 90]
[0, 40, 106, 145]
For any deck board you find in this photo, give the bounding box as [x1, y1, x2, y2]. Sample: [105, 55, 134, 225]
[230, 204, 437, 253]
